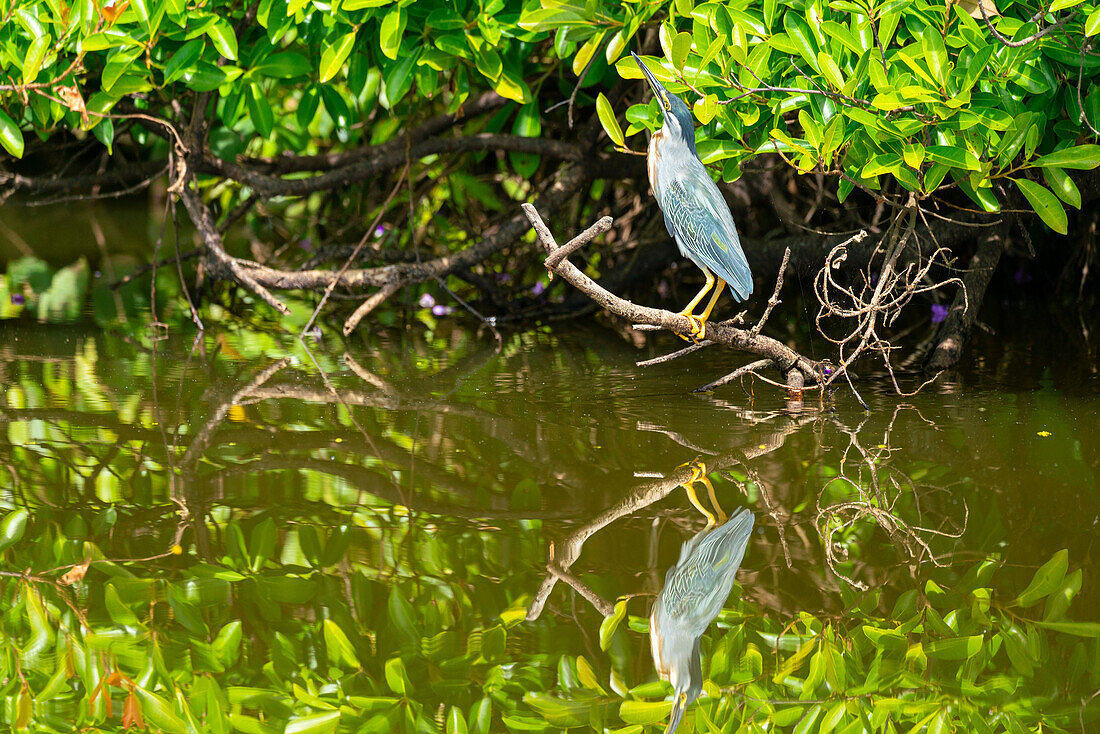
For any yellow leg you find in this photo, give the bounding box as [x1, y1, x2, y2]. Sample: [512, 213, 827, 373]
[678, 460, 725, 527]
[691, 279, 726, 341]
[677, 267, 715, 341]
[700, 474, 727, 525]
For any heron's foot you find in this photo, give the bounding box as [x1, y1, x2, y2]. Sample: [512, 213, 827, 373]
[676, 460, 726, 526]
[676, 313, 707, 342]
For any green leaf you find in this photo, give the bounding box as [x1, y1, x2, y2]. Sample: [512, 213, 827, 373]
[134, 688, 189, 733]
[599, 599, 628, 650]
[1087, 8, 1100, 36]
[1036, 621, 1100, 637]
[1015, 549, 1069, 606]
[247, 84, 273, 138]
[596, 93, 624, 147]
[384, 656, 410, 694]
[0, 508, 29, 552]
[320, 32, 356, 83]
[213, 621, 243, 667]
[323, 619, 360, 668]
[924, 635, 983, 660]
[619, 701, 672, 725]
[1049, 0, 1083, 11]
[379, 8, 405, 61]
[447, 706, 468, 734]
[817, 51, 844, 89]
[253, 52, 311, 79]
[1042, 167, 1081, 209]
[1014, 179, 1067, 235]
[572, 32, 604, 77]
[1032, 145, 1100, 170]
[102, 47, 143, 92]
[207, 19, 238, 60]
[1044, 568, 1083, 621]
[0, 110, 24, 159]
[382, 52, 418, 108]
[285, 711, 340, 734]
[672, 31, 692, 71]
[164, 39, 204, 85]
[925, 145, 980, 171]
[23, 36, 50, 83]
[921, 29, 947, 86]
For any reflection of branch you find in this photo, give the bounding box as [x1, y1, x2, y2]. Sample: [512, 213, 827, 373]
[181, 358, 291, 470]
[526, 413, 816, 622]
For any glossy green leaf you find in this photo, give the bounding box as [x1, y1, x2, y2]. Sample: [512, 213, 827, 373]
[164, 39, 204, 85]
[134, 688, 189, 733]
[1042, 167, 1081, 209]
[207, 19, 238, 60]
[1088, 8, 1100, 36]
[23, 36, 50, 83]
[0, 508, 29, 552]
[1015, 549, 1069, 606]
[285, 711, 339, 734]
[323, 619, 360, 668]
[619, 701, 672, 725]
[320, 32, 356, 83]
[924, 635, 983, 661]
[1036, 621, 1100, 637]
[599, 599, 628, 651]
[925, 145, 979, 171]
[379, 8, 405, 61]
[596, 93, 625, 147]
[447, 706, 467, 734]
[1032, 145, 1100, 170]
[384, 656, 409, 694]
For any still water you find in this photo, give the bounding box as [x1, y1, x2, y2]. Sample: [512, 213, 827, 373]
[1, 308, 1098, 732]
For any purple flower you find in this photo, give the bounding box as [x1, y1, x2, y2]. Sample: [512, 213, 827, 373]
[418, 293, 436, 309]
[11, 293, 25, 305]
[374, 225, 386, 239]
[931, 303, 948, 324]
[299, 238, 314, 251]
[531, 281, 546, 296]
[432, 305, 454, 317]
[1014, 268, 1032, 285]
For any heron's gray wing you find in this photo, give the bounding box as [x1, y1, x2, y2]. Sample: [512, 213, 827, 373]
[662, 510, 754, 625]
[661, 164, 753, 300]
[692, 508, 754, 575]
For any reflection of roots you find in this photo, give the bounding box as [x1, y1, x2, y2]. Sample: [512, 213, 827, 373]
[814, 412, 968, 590]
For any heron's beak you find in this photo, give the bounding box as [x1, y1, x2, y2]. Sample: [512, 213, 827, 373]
[631, 51, 667, 106]
[665, 694, 686, 734]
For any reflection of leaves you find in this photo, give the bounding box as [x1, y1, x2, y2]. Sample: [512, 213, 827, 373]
[1015, 549, 1068, 608]
[37, 257, 89, 322]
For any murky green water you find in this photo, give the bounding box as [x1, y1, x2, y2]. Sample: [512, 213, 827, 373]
[2, 203, 1099, 731]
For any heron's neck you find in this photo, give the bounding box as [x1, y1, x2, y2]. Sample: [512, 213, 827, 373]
[662, 122, 698, 159]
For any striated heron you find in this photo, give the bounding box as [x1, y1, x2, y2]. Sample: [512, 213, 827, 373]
[631, 51, 753, 340]
[651, 463, 754, 732]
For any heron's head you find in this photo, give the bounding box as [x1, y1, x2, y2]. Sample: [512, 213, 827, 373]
[631, 52, 696, 150]
[666, 653, 703, 734]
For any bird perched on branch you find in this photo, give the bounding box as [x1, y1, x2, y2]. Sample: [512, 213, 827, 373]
[631, 51, 753, 340]
[651, 464, 754, 733]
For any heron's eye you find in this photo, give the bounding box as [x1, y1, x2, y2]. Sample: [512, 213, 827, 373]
[663, 98, 671, 111]
[679, 693, 687, 703]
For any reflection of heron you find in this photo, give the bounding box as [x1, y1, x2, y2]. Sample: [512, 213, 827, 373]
[651, 464, 754, 733]
[631, 51, 753, 341]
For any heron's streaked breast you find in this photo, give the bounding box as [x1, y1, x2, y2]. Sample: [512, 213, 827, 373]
[648, 131, 663, 195]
